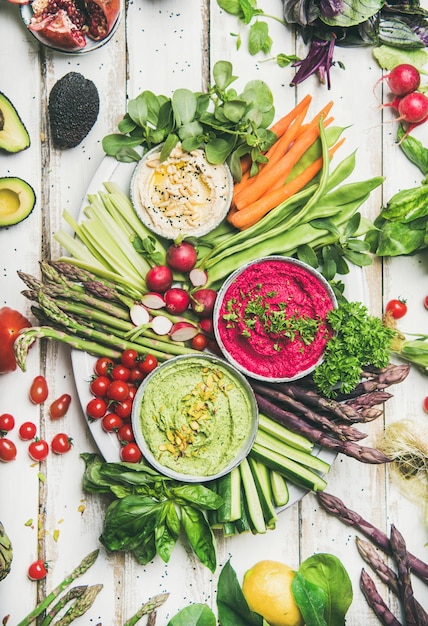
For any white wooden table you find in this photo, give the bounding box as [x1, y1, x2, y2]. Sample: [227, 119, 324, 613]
[1, 2, 427, 624]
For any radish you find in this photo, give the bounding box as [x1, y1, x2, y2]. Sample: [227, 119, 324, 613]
[189, 267, 208, 287]
[396, 91, 428, 124]
[129, 304, 150, 326]
[150, 315, 173, 335]
[375, 64, 421, 96]
[145, 265, 173, 293]
[191, 288, 217, 318]
[141, 292, 166, 309]
[199, 317, 214, 336]
[164, 288, 190, 314]
[169, 321, 200, 342]
[166, 241, 197, 273]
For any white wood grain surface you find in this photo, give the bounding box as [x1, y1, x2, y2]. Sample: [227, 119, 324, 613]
[1, 1, 427, 624]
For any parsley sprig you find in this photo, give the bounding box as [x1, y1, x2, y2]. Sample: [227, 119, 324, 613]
[313, 300, 397, 398]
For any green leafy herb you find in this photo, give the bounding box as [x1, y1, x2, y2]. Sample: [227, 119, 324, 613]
[313, 300, 396, 397]
[217, 559, 264, 626]
[167, 604, 216, 626]
[102, 60, 277, 181]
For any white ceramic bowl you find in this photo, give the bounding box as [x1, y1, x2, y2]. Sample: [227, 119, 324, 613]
[213, 256, 337, 383]
[129, 143, 233, 240]
[131, 354, 258, 482]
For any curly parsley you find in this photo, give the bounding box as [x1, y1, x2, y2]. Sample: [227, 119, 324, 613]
[313, 300, 397, 398]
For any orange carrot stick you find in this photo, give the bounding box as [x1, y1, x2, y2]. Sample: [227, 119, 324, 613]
[263, 98, 312, 167]
[233, 103, 334, 212]
[228, 138, 345, 230]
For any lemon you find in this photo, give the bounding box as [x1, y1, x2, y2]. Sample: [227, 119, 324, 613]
[242, 559, 304, 626]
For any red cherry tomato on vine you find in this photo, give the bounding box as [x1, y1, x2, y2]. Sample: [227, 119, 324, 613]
[117, 423, 135, 444]
[191, 333, 208, 351]
[129, 366, 145, 384]
[140, 355, 158, 374]
[102, 413, 123, 433]
[19, 421, 37, 440]
[0, 413, 15, 433]
[0, 438, 17, 462]
[121, 349, 139, 369]
[114, 399, 133, 420]
[28, 439, 49, 462]
[94, 357, 115, 377]
[86, 397, 108, 420]
[423, 397, 428, 413]
[0, 306, 31, 374]
[424, 296, 428, 310]
[28, 560, 48, 580]
[51, 433, 73, 455]
[120, 442, 142, 463]
[29, 376, 49, 404]
[385, 298, 407, 319]
[111, 364, 131, 382]
[90, 376, 111, 398]
[49, 394, 72, 419]
[107, 380, 129, 402]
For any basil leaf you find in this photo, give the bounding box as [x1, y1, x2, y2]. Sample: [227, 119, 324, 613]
[298, 553, 353, 626]
[217, 560, 264, 626]
[101, 496, 163, 552]
[132, 533, 157, 565]
[167, 603, 216, 626]
[172, 484, 223, 510]
[321, 0, 383, 28]
[379, 17, 426, 48]
[180, 505, 217, 573]
[292, 571, 328, 626]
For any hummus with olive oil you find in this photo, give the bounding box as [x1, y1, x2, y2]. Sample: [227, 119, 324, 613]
[131, 143, 232, 239]
[138, 356, 254, 476]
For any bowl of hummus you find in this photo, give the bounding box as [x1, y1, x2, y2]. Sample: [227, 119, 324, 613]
[213, 256, 337, 383]
[131, 354, 258, 482]
[130, 143, 233, 240]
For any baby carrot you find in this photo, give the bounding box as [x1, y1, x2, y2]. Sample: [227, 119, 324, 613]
[228, 138, 345, 230]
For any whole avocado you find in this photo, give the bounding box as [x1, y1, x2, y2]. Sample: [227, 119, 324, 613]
[48, 72, 100, 149]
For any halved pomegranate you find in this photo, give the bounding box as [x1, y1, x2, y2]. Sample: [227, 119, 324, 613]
[29, 11, 87, 49]
[84, 0, 121, 40]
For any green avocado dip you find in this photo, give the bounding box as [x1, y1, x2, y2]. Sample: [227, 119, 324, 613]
[137, 356, 256, 477]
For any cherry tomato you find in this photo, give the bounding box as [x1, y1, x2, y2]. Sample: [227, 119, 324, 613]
[29, 376, 49, 404]
[28, 439, 49, 462]
[102, 413, 123, 432]
[0, 438, 17, 462]
[127, 385, 137, 401]
[121, 349, 139, 369]
[49, 393, 72, 419]
[90, 376, 111, 398]
[423, 397, 428, 413]
[107, 380, 129, 402]
[86, 398, 108, 420]
[19, 421, 37, 440]
[114, 399, 133, 420]
[140, 355, 158, 374]
[424, 296, 428, 311]
[111, 364, 131, 382]
[120, 442, 142, 463]
[129, 366, 145, 384]
[28, 560, 48, 581]
[94, 357, 115, 377]
[385, 298, 407, 319]
[117, 423, 135, 444]
[0, 413, 15, 433]
[0, 307, 31, 374]
[191, 333, 208, 351]
[51, 433, 73, 455]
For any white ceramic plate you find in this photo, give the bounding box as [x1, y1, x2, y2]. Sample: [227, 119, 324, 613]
[20, 2, 123, 54]
[71, 155, 368, 508]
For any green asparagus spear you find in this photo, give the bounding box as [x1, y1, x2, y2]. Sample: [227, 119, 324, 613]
[53, 584, 103, 625]
[123, 593, 169, 626]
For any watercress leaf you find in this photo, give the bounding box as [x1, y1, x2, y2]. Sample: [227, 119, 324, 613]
[172, 89, 198, 126]
[299, 553, 353, 626]
[102, 133, 143, 157]
[335, 253, 350, 275]
[342, 249, 373, 266]
[205, 137, 235, 163]
[171, 484, 223, 510]
[297, 244, 319, 268]
[217, 559, 264, 626]
[157, 99, 174, 131]
[345, 238, 371, 252]
[217, 0, 243, 17]
[167, 603, 216, 626]
[343, 212, 361, 239]
[291, 571, 328, 626]
[223, 99, 248, 123]
[181, 136, 205, 152]
[276, 52, 300, 67]
[180, 505, 217, 572]
[240, 80, 274, 114]
[213, 60, 238, 91]
[248, 21, 272, 55]
[178, 120, 205, 140]
[398, 126, 428, 176]
[160, 133, 180, 161]
[118, 113, 138, 134]
[312, 218, 340, 235]
[321, 255, 337, 281]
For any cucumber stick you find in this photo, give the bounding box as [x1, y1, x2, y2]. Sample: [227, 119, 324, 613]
[216, 467, 242, 523]
[239, 458, 266, 534]
[250, 443, 328, 492]
[255, 429, 330, 475]
[248, 457, 278, 529]
[269, 469, 289, 507]
[258, 413, 314, 453]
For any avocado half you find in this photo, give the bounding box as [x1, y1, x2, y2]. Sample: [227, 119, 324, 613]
[0, 92, 30, 153]
[0, 177, 36, 227]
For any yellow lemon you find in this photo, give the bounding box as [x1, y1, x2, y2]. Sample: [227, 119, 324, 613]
[242, 559, 304, 626]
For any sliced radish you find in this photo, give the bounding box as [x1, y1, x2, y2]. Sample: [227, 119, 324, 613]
[169, 321, 200, 342]
[141, 292, 166, 309]
[130, 304, 150, 326]
[189, 267, 208, 287]
[151, 315, 173, 335]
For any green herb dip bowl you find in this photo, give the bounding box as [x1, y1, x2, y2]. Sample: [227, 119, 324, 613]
[131, 353, 258, 482]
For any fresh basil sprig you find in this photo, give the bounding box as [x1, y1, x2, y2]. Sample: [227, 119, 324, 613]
[102, 60, 277, 181]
